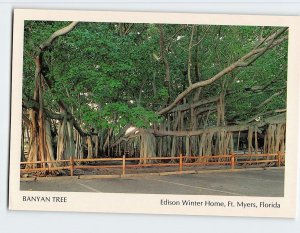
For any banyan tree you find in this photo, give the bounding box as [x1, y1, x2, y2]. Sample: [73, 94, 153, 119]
[21, 21, 288, 170]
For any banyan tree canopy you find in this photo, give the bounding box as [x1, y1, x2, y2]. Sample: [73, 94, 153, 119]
[21, 21, 287, 167]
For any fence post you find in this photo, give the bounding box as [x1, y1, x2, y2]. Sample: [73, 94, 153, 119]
[122, 154, 126, 176]
[277, 151, 281, 167]
[70, 156, 74, 177]
[231, 153, 235, 170]
[179, 154, 183, 174]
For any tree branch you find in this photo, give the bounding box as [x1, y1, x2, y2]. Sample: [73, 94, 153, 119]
[152, 113, 286, 137]
[236, 109, 286, 125]
[157, 27, 288, 115]
[158, 25, 171, 87]
[169, 95, 219, 113]
[254, 90, 284, 111]
[39, 21, 79, 51]
[22, 96, 88, 137]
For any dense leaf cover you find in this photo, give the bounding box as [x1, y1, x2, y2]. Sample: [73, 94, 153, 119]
[23, 21, 287, 133]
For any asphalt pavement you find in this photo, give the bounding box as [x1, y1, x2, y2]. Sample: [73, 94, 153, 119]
[20, 167, 284, 196]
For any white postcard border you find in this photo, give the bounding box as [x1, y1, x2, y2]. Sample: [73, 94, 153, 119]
[9, 9, 300, 218]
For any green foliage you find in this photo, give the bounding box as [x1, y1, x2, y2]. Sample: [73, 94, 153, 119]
[22, 20, 287, 132]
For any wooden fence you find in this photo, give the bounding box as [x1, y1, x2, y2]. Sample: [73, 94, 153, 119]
[20, 152, 285, 177]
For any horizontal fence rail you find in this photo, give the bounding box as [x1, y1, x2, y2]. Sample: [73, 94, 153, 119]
[20, 152, 285, 177]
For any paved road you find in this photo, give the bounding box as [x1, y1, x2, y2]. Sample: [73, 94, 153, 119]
[20, 168, 284, 196]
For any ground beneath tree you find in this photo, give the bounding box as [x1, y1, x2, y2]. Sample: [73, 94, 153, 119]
[20, 167, 284, 196]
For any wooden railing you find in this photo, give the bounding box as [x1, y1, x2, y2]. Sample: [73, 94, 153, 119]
[20, 152, 285, 177]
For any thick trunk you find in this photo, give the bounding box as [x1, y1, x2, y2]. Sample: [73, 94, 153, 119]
[264, 123, 286, 154]
[87, 136, 93, 159]
[139, 130, 156, 164]
[67, 119, 75, 158]
[74, 130, 83, 159]
[56, 114, 67, 161]
[23, 22, 79, 172]
[45, 120, 55, 166]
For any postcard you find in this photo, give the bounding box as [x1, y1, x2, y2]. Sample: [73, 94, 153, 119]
[9, 9, 300, 217]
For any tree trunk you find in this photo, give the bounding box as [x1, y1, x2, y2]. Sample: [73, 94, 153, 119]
[139, 130, 156, 164]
